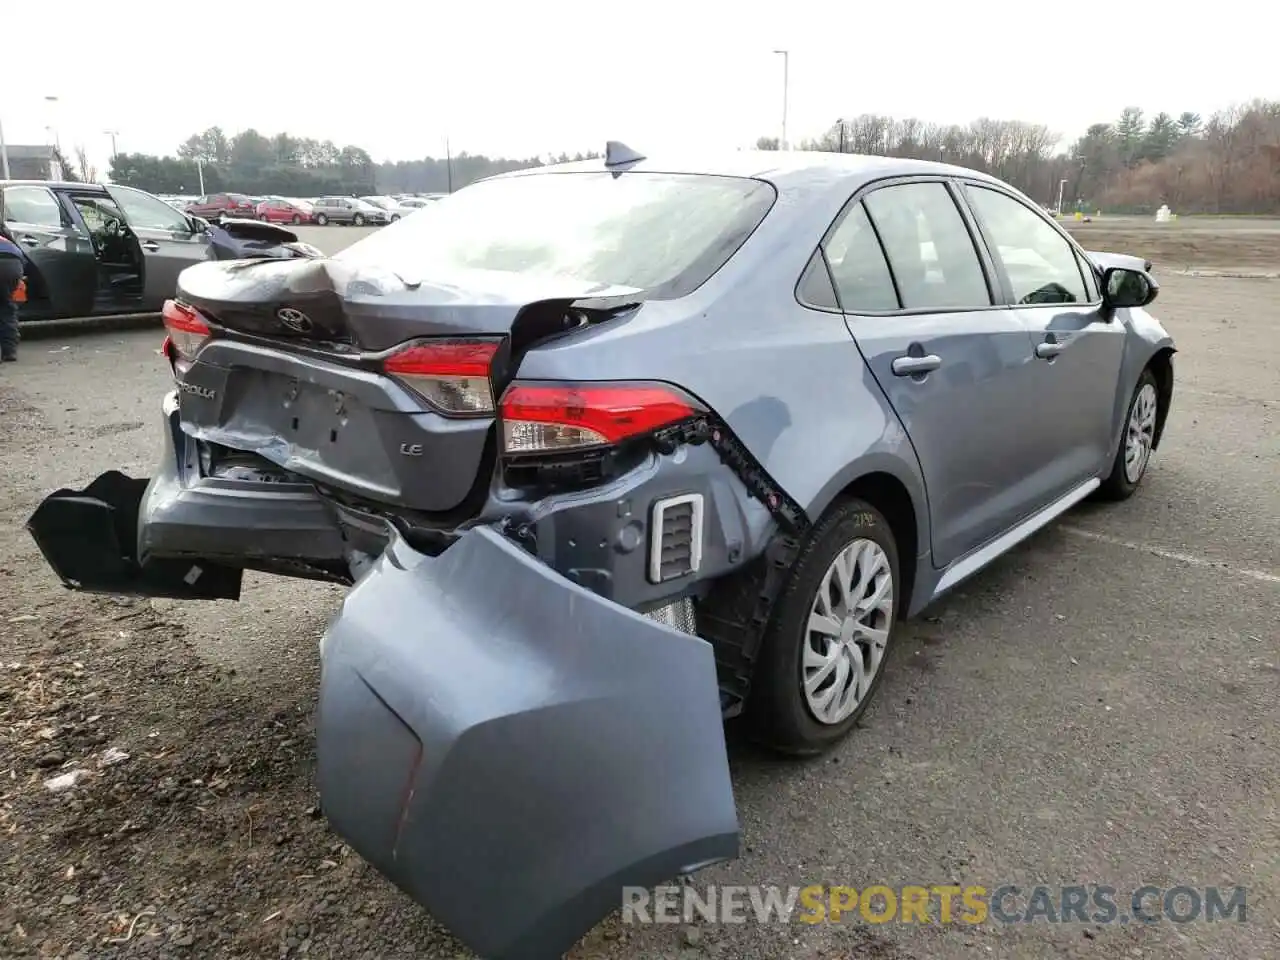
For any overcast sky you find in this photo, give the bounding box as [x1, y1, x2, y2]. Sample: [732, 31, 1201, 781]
[6, 0, 1274, 177]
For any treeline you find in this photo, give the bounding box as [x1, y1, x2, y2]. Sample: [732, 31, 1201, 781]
[758, 100, 1280, 214]
[105, 126, 599, 196]
[106, 104, 1280, 214]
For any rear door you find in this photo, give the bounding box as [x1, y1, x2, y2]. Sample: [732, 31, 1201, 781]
[0, 184, 97, 318]
[107, 184, 213, 307]
[959, 183, 1126, 503]
[823, 178, 1044, 569]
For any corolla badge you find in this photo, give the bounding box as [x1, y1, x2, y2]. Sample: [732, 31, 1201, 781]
[276, 307, 313, 333]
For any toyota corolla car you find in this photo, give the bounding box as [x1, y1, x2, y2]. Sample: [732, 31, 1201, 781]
[27, 145, 1174, 960]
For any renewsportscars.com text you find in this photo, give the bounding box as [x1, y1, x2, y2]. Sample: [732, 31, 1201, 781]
[622, 884, 1247, 926]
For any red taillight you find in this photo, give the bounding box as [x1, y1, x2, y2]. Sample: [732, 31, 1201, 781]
[499, 382, 706, 455]
[161, 300, 211, 360]
[382, 339, 499, 415]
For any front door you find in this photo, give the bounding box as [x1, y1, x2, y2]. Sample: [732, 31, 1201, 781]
[823, 178, 1043, 569]
[0, 185, 97, 319]
[107, 185, 213, 308]
[960, 184, 1126, 504]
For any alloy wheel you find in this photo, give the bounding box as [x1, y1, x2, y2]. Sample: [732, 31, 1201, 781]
[802, 538, 894, 726]
[1124, 382, 1158, 483]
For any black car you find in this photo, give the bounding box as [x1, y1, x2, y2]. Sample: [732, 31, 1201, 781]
[2, 180, 232, 322]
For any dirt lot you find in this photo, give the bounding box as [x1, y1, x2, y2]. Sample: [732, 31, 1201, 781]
[2, 222, 1277, 960]
[1061, 216, 1280, 275]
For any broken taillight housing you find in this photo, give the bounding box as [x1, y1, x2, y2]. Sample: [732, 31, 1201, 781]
[499, 382, 706, 455]
[382, 339, 500, 415]
[161, 300, 212, 362]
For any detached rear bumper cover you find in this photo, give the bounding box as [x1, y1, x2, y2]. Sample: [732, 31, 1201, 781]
[26, 470, 246, 600]
[318, 526, 739, 960]
[25, 393, 350, 600]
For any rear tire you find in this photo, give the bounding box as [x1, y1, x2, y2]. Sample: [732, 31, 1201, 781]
[390, 214, 400, 222]
[1097, 368, 1159, 501]
[746, 498, 900, 756]
[315, 213, 328, 226]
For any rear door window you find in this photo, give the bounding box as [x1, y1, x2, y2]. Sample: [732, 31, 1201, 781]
[822, 201, 899, 312]
[863, 182, 991, 310]
[2, 186, 65, 228]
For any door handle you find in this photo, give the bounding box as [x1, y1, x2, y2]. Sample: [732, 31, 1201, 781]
[140, 241, 160, 252]
[1035, 341, 1064, 360]
[20, 235, 39, 246]
[891, 354, 942, 376]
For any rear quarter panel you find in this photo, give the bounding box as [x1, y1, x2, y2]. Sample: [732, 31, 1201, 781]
[510, 186, 931, 554]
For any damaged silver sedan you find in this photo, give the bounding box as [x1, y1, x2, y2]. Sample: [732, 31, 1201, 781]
[28, 145, 1174, 959]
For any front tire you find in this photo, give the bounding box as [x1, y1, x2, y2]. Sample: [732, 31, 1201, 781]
[353, 213, 366, 226]
[1097, 368, 1159, 501]
[747, 498, 900, 755]
[291, 214, 301, 224]
[315, 213, 328, 226]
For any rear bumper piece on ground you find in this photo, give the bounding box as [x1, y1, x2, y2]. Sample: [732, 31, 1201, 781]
[25, 392, 353, 599]
[26, 470, 246, 600]
[317, 525, 740, 960]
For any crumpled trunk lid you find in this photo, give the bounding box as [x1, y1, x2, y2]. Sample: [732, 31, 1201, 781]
[175, 257, 642, 351]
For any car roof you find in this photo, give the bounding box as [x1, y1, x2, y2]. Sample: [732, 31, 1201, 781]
[490, 150, 1004, 193]
[0, 179, 110, 193]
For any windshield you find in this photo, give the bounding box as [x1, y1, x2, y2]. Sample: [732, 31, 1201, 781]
[362, 196, 394, 209]
[336, 171, 776, 298]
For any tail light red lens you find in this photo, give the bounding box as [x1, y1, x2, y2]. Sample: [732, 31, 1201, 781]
[500, 382, 706, 455]
[161, 300, 212, 361]
[383, 339, 499, 415]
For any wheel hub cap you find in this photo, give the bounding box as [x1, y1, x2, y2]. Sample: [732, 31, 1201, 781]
[802, 538, 894, 726]
[1124, 383, 1158, 484]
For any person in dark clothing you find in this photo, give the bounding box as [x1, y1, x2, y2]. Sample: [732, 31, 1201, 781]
[0, 233, 23, 361]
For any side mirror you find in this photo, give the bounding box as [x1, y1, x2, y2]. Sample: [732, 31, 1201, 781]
[189, 216, 209, 234]
[1102, 266, 1158, 309]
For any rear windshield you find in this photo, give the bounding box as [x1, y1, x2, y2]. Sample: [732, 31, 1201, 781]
[334, 171, 777, 299]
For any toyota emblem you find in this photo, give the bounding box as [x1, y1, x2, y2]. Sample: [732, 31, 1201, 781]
[276, 307, 313, 333]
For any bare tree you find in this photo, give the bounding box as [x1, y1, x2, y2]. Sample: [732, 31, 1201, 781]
[73, 144, 97, 183]
[767, 99, 1280, 214]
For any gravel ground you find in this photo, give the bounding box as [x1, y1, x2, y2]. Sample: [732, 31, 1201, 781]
[1, 225, 1277, 959]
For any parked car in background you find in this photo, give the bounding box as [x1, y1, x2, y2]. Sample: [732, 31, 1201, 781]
[1, 179, 316, 321]
[359, 196, 413, 221]
[23, 149, 1174, 960]
[257, 197, 314, 224]
[185, 193, 257, 220]
[395, 196, 438, 211]
[310, 196, 389, 226]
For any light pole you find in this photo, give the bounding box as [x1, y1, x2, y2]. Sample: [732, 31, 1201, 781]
[772, 49, 789, 150]
[0, 118, 9, 179]
[105, 130, 119, 159]
[1056, 178, 1068, 214]
[44, 95, 61, 154]
[444, 136, 453, 193]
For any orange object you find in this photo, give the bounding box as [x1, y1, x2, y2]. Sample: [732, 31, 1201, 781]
[12, 277, 27, 303]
